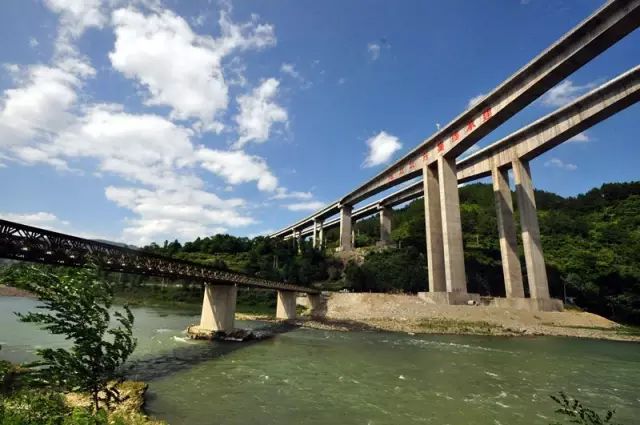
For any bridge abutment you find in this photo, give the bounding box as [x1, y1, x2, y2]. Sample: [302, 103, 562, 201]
[276, 290, 297, 319]
[199, 284, 238, 332]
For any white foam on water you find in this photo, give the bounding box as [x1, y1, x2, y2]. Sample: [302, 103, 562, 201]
[485, 371, 499, 378]
[398, 375, 406, 380]
[155, 328, 173, 333]
[172, 336, 193, 344]
[495, 401, 510, 408]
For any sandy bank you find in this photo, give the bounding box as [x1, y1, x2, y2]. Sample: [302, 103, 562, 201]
[285, 293, 639, 342]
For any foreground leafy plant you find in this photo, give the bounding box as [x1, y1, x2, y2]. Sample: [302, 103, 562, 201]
[550, 392, 621, 425]
[8, 266, 137, 412]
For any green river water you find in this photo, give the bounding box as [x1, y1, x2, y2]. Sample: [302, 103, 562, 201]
[1, 296, 639, 425]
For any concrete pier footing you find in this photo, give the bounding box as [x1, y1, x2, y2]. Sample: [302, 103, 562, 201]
[199, 284, 237, 332]
[276, 290, 297, 319]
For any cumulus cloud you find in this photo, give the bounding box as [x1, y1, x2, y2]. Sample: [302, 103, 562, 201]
[197, 148, 278, 191]
[544, 157, 577, 171]
[0, 1, 300, 245]
[284, 201, 325, 212]
[234, 78, 288, 148]
[110, 7, 276, 131]
[105, 186, 254, 245]
[541, 79, 598, 107]
[363, 131, 402, 167]
[0, 63, 91, 147]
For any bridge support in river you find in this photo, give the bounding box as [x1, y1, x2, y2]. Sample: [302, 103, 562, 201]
[199, 285, 238, 332]
[276, 290, 297, 319]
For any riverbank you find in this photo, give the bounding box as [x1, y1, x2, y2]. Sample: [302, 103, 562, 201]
[317, 293, 640, 341]
[245, 293, 640, 342]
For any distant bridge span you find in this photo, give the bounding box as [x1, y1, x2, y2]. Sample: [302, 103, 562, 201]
[0, 219, 319, 333]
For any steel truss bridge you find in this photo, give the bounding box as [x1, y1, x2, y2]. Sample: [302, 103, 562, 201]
[0, 219, 317, 294]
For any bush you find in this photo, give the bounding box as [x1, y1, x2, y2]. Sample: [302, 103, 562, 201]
[0, 390, 69, 425]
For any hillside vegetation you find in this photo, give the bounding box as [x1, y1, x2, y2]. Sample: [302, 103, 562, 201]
[143, 182, 640, 325]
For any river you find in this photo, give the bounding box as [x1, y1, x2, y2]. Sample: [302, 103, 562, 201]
[1, 296, 638, 425]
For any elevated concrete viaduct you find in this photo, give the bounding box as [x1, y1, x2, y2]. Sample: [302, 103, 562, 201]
[275, 54, 640, 310]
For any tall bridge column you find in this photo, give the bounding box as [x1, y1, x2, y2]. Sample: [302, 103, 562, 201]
[437, 156, 467, 293]
[338, 205, 353, 251]
[378, 206, 392, 246]
[296, 229, 302, 253]
[423, 163, 446, 292]
[492, 166, 525, 298]
[318, 221, 324, 250]
[512, 158, 550, 299]
[276, 290, 297, 319]
[312, 220, 319, 249]
[199, 284, 237, 332]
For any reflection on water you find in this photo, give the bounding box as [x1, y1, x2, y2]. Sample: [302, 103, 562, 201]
[1, 297, 639, 425]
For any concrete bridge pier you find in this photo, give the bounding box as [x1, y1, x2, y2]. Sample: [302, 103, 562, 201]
[492, 165, 525, 298]
[338, 205, 353, 252]
[312, 219, 323, 249]
[377, 206, 392, 246]
[513, 158, 550, 300]
[423, 163, 446, 293]
[199, 284, 238, 332]
[437, 156, 467, 294]
[276, 290, 297, 319]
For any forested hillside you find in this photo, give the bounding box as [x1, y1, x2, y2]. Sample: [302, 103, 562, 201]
[144, 181, 640, 324]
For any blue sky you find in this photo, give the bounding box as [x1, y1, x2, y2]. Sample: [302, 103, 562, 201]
[0, 0, 638, 245]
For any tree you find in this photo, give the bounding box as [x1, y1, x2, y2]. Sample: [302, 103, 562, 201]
[7, 266, 137, 412]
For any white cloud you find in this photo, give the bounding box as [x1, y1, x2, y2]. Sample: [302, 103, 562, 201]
[284, 201, 325, 212]
[338, 77, 346, 85]
[197, 148, 278, 191]
[468, 93, 485, 109]
[105, 186, 254, 245]
[29, 37, 39, 48]
[234, 78, 288, 148]
[44, 0, 106, 37]
[363, 131, 402, 167]
[0, 63, 91, 147]
[0, 211, 70, 231]
[541, 79, 598, 107]
[544, 157, 577, 171]
[367, 43, 381, 60]
[110, 7, 276, 131]
[567, 132, 591, 143]
[280, 63, 300, 79]
[270, 188, 313, 200]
